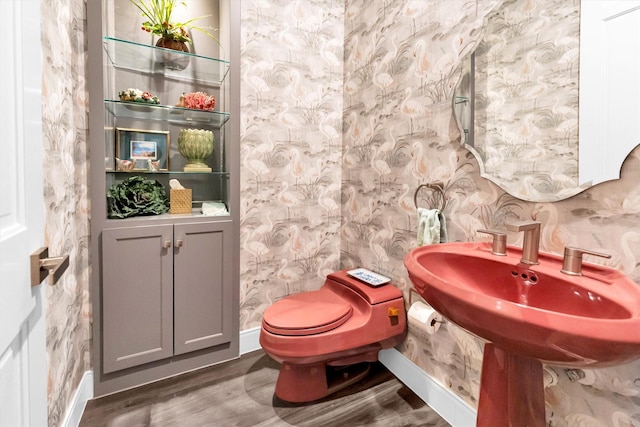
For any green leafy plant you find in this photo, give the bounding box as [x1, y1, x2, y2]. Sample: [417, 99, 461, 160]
[107, 176, 169, 218]
[130, 0, 220, 46]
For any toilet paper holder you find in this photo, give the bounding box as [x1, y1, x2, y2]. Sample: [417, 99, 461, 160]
[408, 288, 447, 326]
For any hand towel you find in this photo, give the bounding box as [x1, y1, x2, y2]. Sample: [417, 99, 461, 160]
[438, 210, 448, 243]
[202, 201, 229, 216]
[417, 208, 448, 245]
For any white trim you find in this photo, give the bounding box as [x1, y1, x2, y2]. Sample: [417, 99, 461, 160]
[379, 348, 477, 427]
[239, 326, 261, 355]
[60, 371, 94, 427]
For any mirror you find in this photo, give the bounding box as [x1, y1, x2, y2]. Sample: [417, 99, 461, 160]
[455, 0, 640, 202]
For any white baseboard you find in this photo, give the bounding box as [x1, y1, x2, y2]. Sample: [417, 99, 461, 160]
[60, 370, 93, 427]
[239, 326, 261, 355]
[379, 348, 477, 427]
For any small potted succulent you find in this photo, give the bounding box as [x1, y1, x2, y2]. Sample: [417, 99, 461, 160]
[130, 0, 221, 54]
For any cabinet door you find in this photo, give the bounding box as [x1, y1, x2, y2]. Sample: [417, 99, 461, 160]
[102, 224, 174, 374]
[174, 221, 234, 356]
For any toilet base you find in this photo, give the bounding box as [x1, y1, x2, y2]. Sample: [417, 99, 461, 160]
[274, 362, 372, 403]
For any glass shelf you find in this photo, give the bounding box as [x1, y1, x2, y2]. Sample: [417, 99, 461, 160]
[104, 100, 230, 127]
[107, 170, 230, 177]
[103, 37, 229, 84]
[104, 208, 230, 225]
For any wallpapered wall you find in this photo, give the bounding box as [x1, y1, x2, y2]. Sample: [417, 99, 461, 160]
[239, 0, 345, 326]
[241, 0, 640, 426]
[41, 0, 91, 425]
[41, 0, 640, 425]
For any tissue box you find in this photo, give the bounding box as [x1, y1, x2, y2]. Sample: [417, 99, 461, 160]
[170, 189, 192, 214]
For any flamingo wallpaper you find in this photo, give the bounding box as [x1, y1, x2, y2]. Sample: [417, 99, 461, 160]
[240, 0, 640, 425]
[40, 0, 640, 425]
[239, 0, 345, 325]
[41, 0, 92, 425]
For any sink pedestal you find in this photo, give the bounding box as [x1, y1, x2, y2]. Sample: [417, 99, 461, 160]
[477, 344, 546, 427]
[405, 243, 640, 426]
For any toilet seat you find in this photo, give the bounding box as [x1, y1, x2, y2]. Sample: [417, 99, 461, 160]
[262, 288, 353, 336]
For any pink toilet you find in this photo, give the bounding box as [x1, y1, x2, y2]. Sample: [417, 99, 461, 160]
[259, 269, 406, 402]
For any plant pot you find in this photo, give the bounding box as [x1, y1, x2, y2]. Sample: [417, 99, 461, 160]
[154, 37, 190, 70]
[178, 129, 214, 172]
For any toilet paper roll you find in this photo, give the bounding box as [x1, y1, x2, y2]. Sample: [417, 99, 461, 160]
[407, 301, 443, 335]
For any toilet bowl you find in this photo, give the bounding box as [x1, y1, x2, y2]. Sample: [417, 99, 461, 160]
[259, 269, 406, 402]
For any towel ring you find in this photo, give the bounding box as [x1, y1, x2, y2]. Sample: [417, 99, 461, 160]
[414, 183, 446, 211]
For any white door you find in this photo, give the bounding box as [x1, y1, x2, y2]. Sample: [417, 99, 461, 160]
[0, 1, 47, 426]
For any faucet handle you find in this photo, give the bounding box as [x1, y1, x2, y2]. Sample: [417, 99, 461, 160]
[561, 246, 612, 276]
[477, 229, 507, 256]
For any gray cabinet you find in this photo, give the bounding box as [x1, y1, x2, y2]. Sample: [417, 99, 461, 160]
[102, 224, 173, 373]
[102, 221, 233, 374]
[88, 1, 240, 396]
[174, 221, 233, 356]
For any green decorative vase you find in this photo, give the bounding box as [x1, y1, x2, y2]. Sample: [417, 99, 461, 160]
[178, 129, 214, 172]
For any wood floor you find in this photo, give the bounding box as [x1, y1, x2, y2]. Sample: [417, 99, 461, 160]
[80, 350, 451, 427]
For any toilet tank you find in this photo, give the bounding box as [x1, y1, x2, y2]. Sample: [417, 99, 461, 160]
[327, 269, 403, 305]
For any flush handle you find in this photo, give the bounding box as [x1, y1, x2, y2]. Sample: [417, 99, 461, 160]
[30, 247, 70, 287]
[388, 306, 400, 326]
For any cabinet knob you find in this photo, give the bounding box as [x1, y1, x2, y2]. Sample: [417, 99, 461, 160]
[163, 240, 172, 249]
[175, 239, 184, 248]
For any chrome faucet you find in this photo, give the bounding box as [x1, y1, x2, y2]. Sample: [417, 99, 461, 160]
[505, 221, 541, 265]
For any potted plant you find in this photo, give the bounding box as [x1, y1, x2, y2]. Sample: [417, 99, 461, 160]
[130, 0, 221, 54]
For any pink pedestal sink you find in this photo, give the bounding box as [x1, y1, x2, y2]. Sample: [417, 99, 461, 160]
[404, 242, 640, 427]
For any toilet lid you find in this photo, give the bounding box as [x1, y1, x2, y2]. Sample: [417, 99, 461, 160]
[262, 289, 353, 336]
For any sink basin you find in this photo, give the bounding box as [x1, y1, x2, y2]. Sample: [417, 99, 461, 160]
[405, 241, 640, 366]
[404, 242, 640, 426]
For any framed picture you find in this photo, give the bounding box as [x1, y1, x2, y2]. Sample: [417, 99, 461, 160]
[116, 128, 169, 171]
[130, 140, 158, 160]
